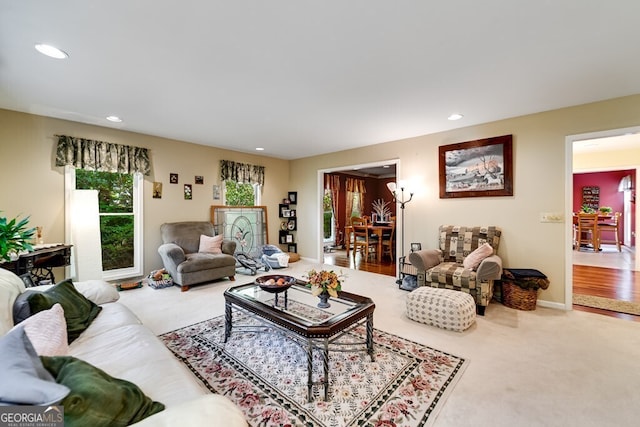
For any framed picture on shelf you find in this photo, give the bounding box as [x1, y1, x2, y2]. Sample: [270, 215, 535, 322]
[438, 134, 513, 198]
[279, 233, 288, 244]
[286, 234, 293, 243]
[279, 204, 289, 217]
[287, 218, 296, 231]
[288, 192, 297, 204]
[287, 243, 297, 253]
[289, 209, 296, 217]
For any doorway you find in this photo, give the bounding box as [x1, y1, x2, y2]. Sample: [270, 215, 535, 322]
[566, 126, 640, 318]
[318, 160, 399, 277]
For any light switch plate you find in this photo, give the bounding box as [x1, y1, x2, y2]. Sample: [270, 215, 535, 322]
[540, 212, 564, 223]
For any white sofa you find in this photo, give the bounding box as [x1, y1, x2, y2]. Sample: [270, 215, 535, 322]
[0, 268, 247, 426]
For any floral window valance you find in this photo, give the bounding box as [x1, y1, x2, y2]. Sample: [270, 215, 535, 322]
[220, 160, 265, 186]
[55, 135, 151, 176]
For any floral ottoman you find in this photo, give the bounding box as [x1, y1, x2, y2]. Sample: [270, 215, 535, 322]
[406, 287, 476, 332]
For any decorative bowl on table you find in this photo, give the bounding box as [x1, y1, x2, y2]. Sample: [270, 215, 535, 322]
[255, 274, 296, 293]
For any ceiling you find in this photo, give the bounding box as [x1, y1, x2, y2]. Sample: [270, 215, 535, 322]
[2, 2, 640, 160]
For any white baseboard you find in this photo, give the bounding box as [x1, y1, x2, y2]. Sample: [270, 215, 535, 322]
[537, 299, 568, 310]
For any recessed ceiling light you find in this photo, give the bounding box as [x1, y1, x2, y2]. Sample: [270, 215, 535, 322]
[106, 116, 123, 123]
[448, 113, 464, 121]
[34, 44, 68, 59]
[255, 147, 264, 151]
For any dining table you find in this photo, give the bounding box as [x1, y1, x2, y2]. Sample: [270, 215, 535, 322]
[573, 212, 616, 251]
[344, 223, 394, 263]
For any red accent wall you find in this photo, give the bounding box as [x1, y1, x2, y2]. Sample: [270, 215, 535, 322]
[573, 169, 635, 246]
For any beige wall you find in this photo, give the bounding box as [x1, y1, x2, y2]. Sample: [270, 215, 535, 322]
[0, 109, 289, 275]
[291, 94, 640, 306]
[574, 147, 640, 171]
[3, 94, 640, 306]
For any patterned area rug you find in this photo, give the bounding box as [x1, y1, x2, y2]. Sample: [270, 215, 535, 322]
[160, 314, 468, 427]
[573, 293, 640, 316]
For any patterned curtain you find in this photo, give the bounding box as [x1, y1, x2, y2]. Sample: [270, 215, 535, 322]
[345, 177, 366, 219]
[326, 174, 342, 246]
[220, 160, 265, 185]
[55, 135, 151, 175]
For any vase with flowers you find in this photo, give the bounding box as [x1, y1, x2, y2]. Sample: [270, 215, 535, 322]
[306, 268, 345, 308]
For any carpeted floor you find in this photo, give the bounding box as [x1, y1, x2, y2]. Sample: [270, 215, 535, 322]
[160, 314, 467, 427]
[117, 259, 640, 426]
[573, 293, 640, 316]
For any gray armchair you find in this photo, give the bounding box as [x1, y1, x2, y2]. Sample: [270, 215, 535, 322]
[158, 221, 236, 291]
[408, 225, 502, 315]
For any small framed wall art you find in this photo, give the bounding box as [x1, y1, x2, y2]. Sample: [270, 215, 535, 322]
[153, 182, 163, 199]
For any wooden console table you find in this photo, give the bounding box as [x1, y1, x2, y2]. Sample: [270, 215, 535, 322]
[0, 244, 72, 285]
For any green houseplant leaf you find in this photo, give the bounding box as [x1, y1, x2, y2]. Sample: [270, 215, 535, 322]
[0, 212, 36, 262]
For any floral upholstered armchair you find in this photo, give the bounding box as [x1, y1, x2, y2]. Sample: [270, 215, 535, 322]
[408, 225, 502, 315]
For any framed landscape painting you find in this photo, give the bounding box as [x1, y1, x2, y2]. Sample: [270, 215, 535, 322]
[438, 134, 513, 198]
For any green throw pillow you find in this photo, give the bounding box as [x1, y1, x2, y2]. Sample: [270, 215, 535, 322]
[28, 279, 102, 343]
[41, 356, 165, 427]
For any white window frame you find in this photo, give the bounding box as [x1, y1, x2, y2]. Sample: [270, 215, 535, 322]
[64, 166, 144, 280]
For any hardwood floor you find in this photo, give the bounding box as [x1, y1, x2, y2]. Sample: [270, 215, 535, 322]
[322, 249, 396, 277]
[325, 249, 640, 322]
[572, 264, 640, 322]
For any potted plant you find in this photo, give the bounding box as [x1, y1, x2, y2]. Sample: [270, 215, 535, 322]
[581, 204, 596, 214]
[599, 206, 613, 214]
[0, 212, 36, 262]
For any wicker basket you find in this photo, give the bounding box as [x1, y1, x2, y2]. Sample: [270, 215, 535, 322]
[502, 281, 538, 310]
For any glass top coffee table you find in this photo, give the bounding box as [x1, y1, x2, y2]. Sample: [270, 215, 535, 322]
[223, 279, 375, 401]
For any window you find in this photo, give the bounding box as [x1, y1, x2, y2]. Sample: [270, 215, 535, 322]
[323, 189, 334, 242]
[224, 180, 261, 206]
[67, 167, 143, 280]
[351, 192, 362, 217]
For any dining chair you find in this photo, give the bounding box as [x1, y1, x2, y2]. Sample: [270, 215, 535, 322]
[598, 212, 622, 252]
[351, 216, 378, 261]
[575, 212, 599, 251]
[381, 217, 396, 261]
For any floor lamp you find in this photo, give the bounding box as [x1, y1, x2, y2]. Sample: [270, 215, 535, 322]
[387, 182, 413, 284]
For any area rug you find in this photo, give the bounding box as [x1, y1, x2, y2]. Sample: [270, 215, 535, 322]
[160, 314, 468, 427]
[573, 293, 640, 316]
